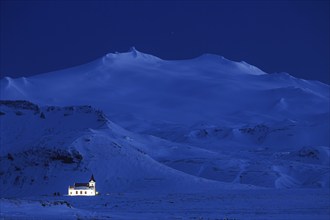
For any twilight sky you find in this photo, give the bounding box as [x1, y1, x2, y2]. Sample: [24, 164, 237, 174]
[0, 0, 329, 84]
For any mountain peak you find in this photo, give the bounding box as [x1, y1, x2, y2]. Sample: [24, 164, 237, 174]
[103, 47, 161, 64]
[192, 53, 266, 75]
[129, 46, 138, 57]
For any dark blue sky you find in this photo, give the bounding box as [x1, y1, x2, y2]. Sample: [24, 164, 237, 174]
[1, 0, 329, 83]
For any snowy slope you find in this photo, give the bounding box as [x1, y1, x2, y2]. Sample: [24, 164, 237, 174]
[0, 100, 255, 197]
[0, 48, 329, 196]
[1, 47, 328, 130]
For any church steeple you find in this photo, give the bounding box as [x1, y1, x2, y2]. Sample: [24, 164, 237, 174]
[89, 174, 96, 182]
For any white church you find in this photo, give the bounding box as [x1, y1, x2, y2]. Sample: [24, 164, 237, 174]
[68, 175, 98, 196]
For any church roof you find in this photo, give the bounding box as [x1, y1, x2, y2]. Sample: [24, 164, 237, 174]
[74, 183, 89, 187]
[89, 174, 96, 182]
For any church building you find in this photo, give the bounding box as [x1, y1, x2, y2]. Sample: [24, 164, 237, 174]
[68, 175, 97, 196]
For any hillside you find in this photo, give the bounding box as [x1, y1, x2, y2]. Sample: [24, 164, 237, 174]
[0, 100, 254, 197]
[0, 49, 329, 219]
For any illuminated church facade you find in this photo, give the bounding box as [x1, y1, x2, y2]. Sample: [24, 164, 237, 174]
[68, 175, 97, 196]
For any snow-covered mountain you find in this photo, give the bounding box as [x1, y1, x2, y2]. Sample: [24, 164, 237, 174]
[1, 47, 328, 129]
[0, 48, 329, 198]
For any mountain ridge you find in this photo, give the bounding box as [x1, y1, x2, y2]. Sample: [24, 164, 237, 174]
[0, 49, 329, 196]
[0, 49, 328, 137]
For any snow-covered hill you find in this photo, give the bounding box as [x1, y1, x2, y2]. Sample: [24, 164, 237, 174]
[0, 48, 329, 195]
[1, 48, 329, 219]
[0, 100, 256, 197]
